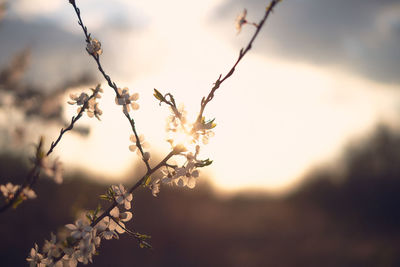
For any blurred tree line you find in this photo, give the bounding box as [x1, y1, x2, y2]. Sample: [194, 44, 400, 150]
[1, 125, 400, 266]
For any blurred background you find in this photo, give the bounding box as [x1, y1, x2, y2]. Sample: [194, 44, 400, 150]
[1, 0, 400, 266]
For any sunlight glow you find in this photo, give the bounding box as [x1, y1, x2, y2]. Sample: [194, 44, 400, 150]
[20, 0, 400, 194]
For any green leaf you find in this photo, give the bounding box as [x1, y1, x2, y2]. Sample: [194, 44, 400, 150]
[99, 194, 111, 201]
[139, 240, 152, 249]
[95, 204, 102, 214]
[137, 233, 152, 240]
[204, 118, 216, 129]
[153, 89, 165, 102]
[143, 176, 152, 187]
[12, 196, 23, 209]
[195, 158, 213, 168]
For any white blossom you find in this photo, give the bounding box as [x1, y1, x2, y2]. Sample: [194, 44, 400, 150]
[65, 219, 92, 240]
[89, 228, 101, 248]
[68, 86, 104, 120]
[101, 230, 118, 240]
[86, 38, 102, 56]
[63, 222, 100, 265]
[162, 153, 201, 189]
[150, 178, 161, 197]
[42, 157, 63, 184]
[26, 243, 45, 267]
[108, 207, 133, 234]
[115, 87, 139, 114]
[129, 134, 149, 155]
[75, 239, 95, 264]
[184, 155, 201, 188]
[42, 233, 61, 265]
[166, 104, 187, 132]
[96, 217, 119, 240]
[161, 168, 174, 184]
[235, 8, 247, 33]
[0, 182, 19, 199]
[68, 85, 103, 119]
[201, 130, 215, 144]
[192, 119, 216, 144]
[68, 92, 89, 107]
[56, 255, 78, 267]
[21, 187, 37, 200]
[86, 98, 103, 121]
[61, 248, 78, 267]
[111, 184, 133, 210]
[94, 217, 108, 232]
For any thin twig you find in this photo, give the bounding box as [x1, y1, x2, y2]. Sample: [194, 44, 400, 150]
[0, 91, 99, 213]
[47, 93, 97, 156]
[53, 150, 175, 262]
[90, 150, 175, 227]
[109, 217, 148, 246]
[53, 0, 280, 261]
[197, 0, 281, 122]
[69, 0, 151, 172]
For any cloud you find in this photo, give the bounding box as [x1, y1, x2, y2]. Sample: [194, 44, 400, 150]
[214, 0, 400, 85]
[0, 18, 96, 89]
[7, 0, 149, 33]
[11, 0, 63, 17]
[0, 12, 150, 90]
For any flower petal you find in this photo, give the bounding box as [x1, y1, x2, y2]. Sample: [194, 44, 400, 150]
[131, 102, 139, 110]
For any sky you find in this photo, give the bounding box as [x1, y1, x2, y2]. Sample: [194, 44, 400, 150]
[1, 0, 400, 194]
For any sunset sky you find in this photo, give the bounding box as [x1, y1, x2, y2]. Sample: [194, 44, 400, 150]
[1, 0, 400, 194]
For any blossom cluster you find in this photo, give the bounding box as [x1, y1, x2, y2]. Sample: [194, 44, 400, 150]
[40, 157, 63, 184]
[146, 90, 217, 196]
[165, 104, 187, 133]
[129, 134, 151, 161]
[68, 84, 103, 120]
[235, 8, 259, 34]
[0, 182, 36, 201]
[164, 102, 215, 148]
[26, 184, 135, 266]
[235, 8, 248, 33]
[0, 154, 63, 206]
[86, 37, 102, 57]
[163, 151, 200, 188]
[0, 84, 102, 208]
[26, 219, 100, 266]
[115, 87, 140, 115]
[150, 146, 209, 197]
[21, 0, 282, 264]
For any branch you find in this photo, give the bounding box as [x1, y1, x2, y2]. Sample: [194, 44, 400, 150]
[0, 90, 99, 213]
[197, 0, 281, 122]
[69, 0, 151, 172]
